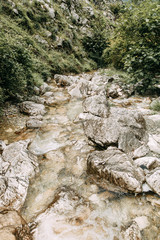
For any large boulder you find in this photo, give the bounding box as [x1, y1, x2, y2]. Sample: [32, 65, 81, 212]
[87, 148, 145, 193]
[80, 106, 146, 152]
[0, 140, 39, 210]
[83, 93, 109, 118]
[19, 101, 46, 116]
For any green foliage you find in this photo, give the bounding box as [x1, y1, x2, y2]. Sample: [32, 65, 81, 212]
[0, 36, 34, 100]
[106, 0, 160, 94]
[83, 14, 109, 66]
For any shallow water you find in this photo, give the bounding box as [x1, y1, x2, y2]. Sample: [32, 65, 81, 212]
[1, 82, 160, 239]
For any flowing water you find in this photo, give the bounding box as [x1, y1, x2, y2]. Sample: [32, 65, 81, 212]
[0, 81, 160, 240]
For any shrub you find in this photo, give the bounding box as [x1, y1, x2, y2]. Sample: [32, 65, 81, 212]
[0, 36, 34, 101]
[106, 0, 160, 94]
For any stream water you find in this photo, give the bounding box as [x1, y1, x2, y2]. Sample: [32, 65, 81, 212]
[0, 79, 160, 240]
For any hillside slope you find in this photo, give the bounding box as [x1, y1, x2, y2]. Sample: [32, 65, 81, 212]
[0, 0, 122, 104]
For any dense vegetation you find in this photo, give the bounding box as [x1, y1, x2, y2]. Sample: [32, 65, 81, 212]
[105, 0, 160, 94]
[0, 0, 159, 112]
[0, 0, 114, 107]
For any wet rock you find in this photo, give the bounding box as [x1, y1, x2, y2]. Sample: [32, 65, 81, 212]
[33, 188, 90, 239]
[0, 211, 23, 229]
[0, 140, 39, 210]
[20, 101, 46, 116]
[146, 168, 160, 195]
[106, 83, 123, 98]
[0, 210, 32, 240]
[87, 148, 145, 193]
[29, 130, 65, 155]
[80, 107, 146, 152]
[83, 93, 109, 118]
[121, 222, 142, 240]
[0, 230, 16, 240]
[26, 116, 43, 129]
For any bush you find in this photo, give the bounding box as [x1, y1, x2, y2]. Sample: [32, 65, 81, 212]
[0, 36, 34, 101]
[106, 0, 160, 94]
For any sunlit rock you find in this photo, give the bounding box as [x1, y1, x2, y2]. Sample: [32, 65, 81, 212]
[20, 101, 46, 116]
[146, 168, 160, 196]
[81, 107, 146, 152]
[83, 93, 109, 118]
[0, 140, 39, 210]
[87, 148, 145, 193]
[133, 145, 149, 159]
[134, 156, 160, 171]
[148, 134, 160, 154]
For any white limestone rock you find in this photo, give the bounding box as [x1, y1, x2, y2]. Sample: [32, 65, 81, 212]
[81, 107, 146, 152]
[87, 148, 145, 193]
[146, 168, 160, 195]
[0, 140, 39, 210]
[19, 101, 46, 116]
[148, 134, 160, 154]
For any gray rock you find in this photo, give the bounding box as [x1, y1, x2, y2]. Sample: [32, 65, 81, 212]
[87, 148, 145, 193]
[19, 101, 46, 116]
[146, 169, 160, 196]
[0, 140, 39, 210]
[83, 93, 109, 118]
[80, 107, 146, 152]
